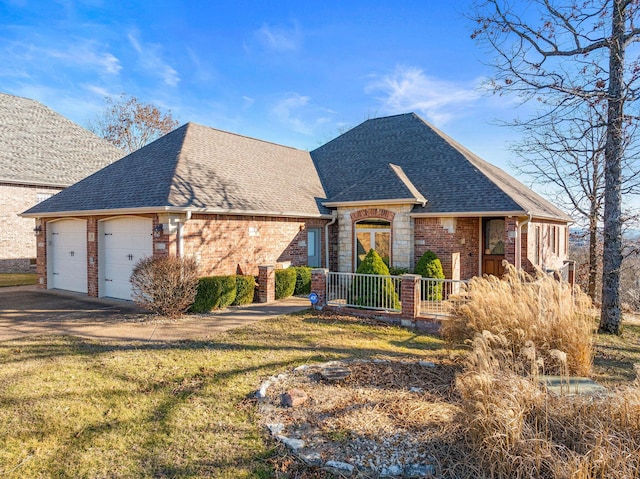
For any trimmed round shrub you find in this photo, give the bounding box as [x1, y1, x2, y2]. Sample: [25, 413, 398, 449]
[233, 275, 256, 306]
[415, 250, 445, 301]
[191, 275, 237, 312]
[294, 266, 312, 295]
[275, 267, 297, 299]
[351, 249, 400, 310]
[357, 248, 391, 275]
[130, 255, 199, 318]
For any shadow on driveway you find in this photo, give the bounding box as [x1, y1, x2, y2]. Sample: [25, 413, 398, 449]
[0, 286, 310, 342]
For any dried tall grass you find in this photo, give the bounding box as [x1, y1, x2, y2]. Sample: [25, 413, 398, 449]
[443, 264, 595, 375]
[456, 332, 640, 479]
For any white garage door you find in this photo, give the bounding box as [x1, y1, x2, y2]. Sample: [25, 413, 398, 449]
[101, 217, 153, 300]
[49, 220, 87, 293]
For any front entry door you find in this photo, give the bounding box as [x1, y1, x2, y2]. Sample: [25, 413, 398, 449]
[482, 218, 506, 277]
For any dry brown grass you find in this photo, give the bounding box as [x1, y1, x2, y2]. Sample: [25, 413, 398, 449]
[443, 264, 595, 375]
[456, 331, 640, 479]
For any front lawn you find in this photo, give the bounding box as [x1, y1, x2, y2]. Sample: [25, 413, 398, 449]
[0, 312, 446, 478]
[0, 273, 37, 287]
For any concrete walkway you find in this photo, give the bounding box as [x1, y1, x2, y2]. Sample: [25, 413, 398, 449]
[0, 286, 310, 342]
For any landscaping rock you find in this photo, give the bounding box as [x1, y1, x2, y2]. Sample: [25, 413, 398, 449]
[277, 435, 306, 451]
[380, 464, 403, 476]
[266, 423, 284, 435]
[281, 388, 309, 407]
[299, 450, 323, 466]
[255, 380, 271, 399]
[320, 366, 350, 381]
[405, 463, 435, 477]
[325, 460, 355, 474]
[418, 361, 436, 368]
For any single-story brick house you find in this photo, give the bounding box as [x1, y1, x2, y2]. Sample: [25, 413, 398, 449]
[0, 92, 123, 272]
[23, 112, 571, 300]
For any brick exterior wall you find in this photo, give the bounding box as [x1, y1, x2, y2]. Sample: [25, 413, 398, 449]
[174, 214, 330, 276]
[414, 217, 480, 280]
[0, 183, 62, 272]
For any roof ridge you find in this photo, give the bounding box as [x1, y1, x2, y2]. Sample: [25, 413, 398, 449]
[184, 121, 307, 152]
[388, 163, 427, 205]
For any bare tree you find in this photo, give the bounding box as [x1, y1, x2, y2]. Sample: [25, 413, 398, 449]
[471, 0, 640, 334]
[88, 94, 179, 153]
[511, 107, 606, 300]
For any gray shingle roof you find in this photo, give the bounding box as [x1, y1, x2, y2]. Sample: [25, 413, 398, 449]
[24, 112, 571, 223]
[311, 113, 571, 221]
[0, 92, 124, 187]
[24, 122, 330, 217]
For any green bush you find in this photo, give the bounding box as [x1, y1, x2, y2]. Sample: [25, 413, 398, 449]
[191, 275, 237, 312]
[388, 266, 409, 276]
[350, 249, 400, 310]
[415, 250, 445, 301]
[293, 266, 312, 295]
[232, 275, 256, 306]
[275, 267, 297, 299]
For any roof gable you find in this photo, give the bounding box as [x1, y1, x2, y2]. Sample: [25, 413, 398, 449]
[0, 92, 124, 187]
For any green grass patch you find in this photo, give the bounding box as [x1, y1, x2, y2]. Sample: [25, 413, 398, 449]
[593, 318, 640, 385]
[0, 312, 447, 478]
[0, 273, 37, 288]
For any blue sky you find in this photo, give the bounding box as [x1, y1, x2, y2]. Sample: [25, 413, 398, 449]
[0, 0, 526, 174]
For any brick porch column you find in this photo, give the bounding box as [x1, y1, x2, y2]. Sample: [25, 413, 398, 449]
[311, 268, 328, 308]
[401, 274, 421, 320]
[258, 265, 275, 303]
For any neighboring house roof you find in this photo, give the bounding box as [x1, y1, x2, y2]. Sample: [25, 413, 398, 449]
[24, 112, 571, 223]
[0, 92, 124, 187]
[311, 113, 572, 221]
[24, 122, 330, 218]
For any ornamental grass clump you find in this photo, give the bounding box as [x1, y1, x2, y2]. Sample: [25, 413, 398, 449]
[443, 263, 594, 376]
[456, 331, 640, 479]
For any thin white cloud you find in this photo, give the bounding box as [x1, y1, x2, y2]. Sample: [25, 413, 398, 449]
[82, 83, 112, 98]
[242, 96, 255, 109]
[0, 38, 121, 76]
[365, 66, 481, 126]
[271, 93, 332, 135]
[127, 32, 180, 87]
[49, 43, 121, 74]
[253, 21, 302, 52]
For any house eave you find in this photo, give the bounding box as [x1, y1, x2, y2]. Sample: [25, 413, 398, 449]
[410, 210, 572, 222]
[323, 198, 425, 208]
[1, 178, 69, 189]
[410, 210, 528, 218]
[22, 205, 334, 220]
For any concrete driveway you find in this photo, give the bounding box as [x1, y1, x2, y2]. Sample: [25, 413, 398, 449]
[0, 286, 310, 342]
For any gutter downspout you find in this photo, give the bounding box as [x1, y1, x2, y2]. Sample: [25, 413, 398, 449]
[324, 210, 338, 270]
[516, 212, 533, 270]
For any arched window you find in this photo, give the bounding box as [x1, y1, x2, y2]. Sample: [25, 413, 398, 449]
[355, 219, 391, 268]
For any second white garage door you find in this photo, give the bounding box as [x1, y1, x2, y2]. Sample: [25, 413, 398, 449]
[100, 217, 153, 300]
